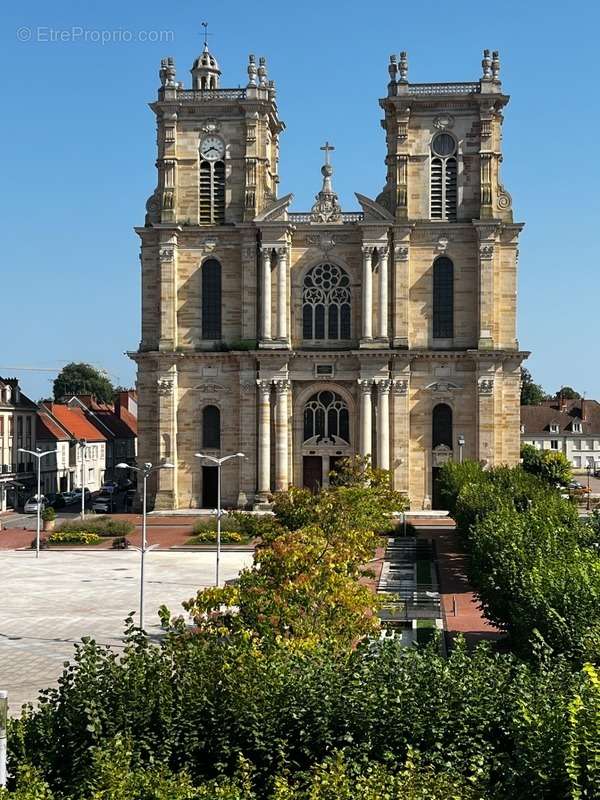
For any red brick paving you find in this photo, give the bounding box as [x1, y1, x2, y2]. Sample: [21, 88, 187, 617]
[416, 522, 503, 645]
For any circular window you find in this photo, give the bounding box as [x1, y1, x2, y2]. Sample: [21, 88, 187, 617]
[432, 133, 456, 157]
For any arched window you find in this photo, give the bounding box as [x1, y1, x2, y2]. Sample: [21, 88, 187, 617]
[199, 160, 225, 225]
[432, 403, 453, 449]
[302, 263, 351, 341]
[433, 257, 454, 339]
[430, 133, 457, 221]
[202, 405, 220, 449]
[202, 259, 222, 340]
[303, 390, 349, 444]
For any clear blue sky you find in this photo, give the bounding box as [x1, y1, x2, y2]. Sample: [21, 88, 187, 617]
[2, 0, 598, 401]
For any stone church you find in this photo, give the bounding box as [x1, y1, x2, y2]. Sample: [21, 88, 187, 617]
[131, 42, 526, 510]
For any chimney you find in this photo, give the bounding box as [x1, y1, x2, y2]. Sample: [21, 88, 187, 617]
[582, 398, 587, 422]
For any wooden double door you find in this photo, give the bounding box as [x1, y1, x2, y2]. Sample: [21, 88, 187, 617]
[302, 455, 346, 493]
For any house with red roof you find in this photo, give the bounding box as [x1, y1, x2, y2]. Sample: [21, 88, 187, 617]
[38, 402, 107, 492]
[0, 377, 38, 511]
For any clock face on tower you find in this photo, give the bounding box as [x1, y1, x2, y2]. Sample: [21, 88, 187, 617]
[200, 135, 225, 161]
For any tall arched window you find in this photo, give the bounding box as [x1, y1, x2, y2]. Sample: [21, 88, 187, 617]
[199, 160, 225, 225]
[430, 133, 457, 221]
[303, 390, 350, 444]
[432, 403, 453, 449]
[433, 256, 454, 339]
[302, 263, 351, 341]
[202, 259, 222, 340]
[202, 405, 220, 449]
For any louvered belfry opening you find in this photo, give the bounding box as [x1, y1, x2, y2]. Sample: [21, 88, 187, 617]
[199, 160, 225, 225]
[430, 133, 457, 221]
[201, 258, 222, 339]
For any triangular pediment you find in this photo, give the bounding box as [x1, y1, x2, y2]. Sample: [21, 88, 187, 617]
[354, 192, 395, 221]
[254, 193, 294, 222]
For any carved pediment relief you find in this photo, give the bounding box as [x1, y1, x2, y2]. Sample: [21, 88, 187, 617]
[425, 381, 462, 394]
[355, 192, 395, 222]
[253, 193, 294, 222]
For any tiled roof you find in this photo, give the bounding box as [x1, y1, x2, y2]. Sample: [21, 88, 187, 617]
[0, 377, 38, 411]
[117, 406, 137, 436]
[521, 399, 600, 435]
[92, 410, 137, 439]
[43, 403, 107, 441]
[36, 412, 70, 441]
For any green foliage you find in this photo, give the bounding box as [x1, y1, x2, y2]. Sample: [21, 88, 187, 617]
[446, 461, 600, 659]
[566, 664, 600, 800]
[557, 386, 581, 400]
[53, 362, 115, 404]
[7, 632, 592, 799]
[56, 516, 134, 537]
[436, 461, 485, 516]
[188, 530, 245, 544]
[520, 367, 547, 406]
[47, 531, 102, 545]
[41, 507, 56, 522]
[521, 444, 572, 486]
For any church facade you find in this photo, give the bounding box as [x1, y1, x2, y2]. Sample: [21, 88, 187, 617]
[131, 43, 526, 510]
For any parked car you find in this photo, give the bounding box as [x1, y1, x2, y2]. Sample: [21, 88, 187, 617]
[100, 482, 120, 495]
[568, 480, 591, 495]
[45, 493, 66, 510]
[24, 496, 46, 514]
[60, 491, 78, 506]
[92, 494, 114, 514]
[72, 488, 92, 501]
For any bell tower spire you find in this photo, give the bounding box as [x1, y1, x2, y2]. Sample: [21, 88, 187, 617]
[191, 23, 221, 90]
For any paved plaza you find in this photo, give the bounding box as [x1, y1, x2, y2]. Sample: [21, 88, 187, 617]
[0, 549, 253, 712]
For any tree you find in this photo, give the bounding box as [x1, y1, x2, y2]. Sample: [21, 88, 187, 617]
[521, 444, 572, 487]
[53, 363, 115, 404]
[520, 367, 547, 406]
[557, 386, 581, 400]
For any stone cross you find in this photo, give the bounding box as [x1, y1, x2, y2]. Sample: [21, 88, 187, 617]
[320, 141, 334, 167]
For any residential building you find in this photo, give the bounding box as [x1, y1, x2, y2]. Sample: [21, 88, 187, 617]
[0, 377, 38, 511]
[521, 398, 600, 473]
[38, 403, 107, 492]
[66, 391, 138, 480]
[131, 43, 526, 510]
[36, 410, 72, 494]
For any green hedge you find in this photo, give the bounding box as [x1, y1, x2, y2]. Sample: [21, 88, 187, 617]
[187, 530, 246, 544]
[56, 516, 135, 537]
[47, 531, 102, 545]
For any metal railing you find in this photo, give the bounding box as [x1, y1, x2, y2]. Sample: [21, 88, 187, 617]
[407, 82, 480, 96]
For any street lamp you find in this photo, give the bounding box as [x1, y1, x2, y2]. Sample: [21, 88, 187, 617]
[457, 434, 465, 464]
[19, 447, 59, 559]
[587, 463, 592, 512]
[0, 690, 6, 788]
[194, 452, 245, 586]
[116, 461, 175, 631]
[76, 438, 87, 520]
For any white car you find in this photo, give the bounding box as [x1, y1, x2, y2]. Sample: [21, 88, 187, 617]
[92, 495, 113, 514]
[24, 496, 46, 514]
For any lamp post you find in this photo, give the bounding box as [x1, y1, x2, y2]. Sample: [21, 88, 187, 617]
[587, 463, 592, 512]
[77, 438, 87, 520]
[0, 690, 7, 788]
[19, 447, 59, 559]
[457, 434, 465, 464]
[116, 461, 174, 631]
[194, 452, 245, 586]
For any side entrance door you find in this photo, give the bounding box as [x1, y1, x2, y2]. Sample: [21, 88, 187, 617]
[303, 456, 322, 493]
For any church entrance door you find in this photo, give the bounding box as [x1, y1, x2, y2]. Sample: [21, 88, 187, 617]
[303, 456, 322, 493]
[202, 465, 218, 508]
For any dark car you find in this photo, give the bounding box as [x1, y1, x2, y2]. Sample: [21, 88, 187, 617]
[45, 493, 66, 509]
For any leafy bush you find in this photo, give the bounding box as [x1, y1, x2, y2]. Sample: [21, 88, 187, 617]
[47, 531, 102, 545]
[188, 529, 244, 544]
[111, 537, 130, 550]
[56, 516, 134, 537]
[6, 631, 593, 799]
[41, 507, 56, 523]
[521, 443, 572, 486]
[29, 536, 49, 550]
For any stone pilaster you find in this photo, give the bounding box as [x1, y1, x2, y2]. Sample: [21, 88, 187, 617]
[391, 377, 409, 495]
[476, 374, 495, 467]
[273, 379, 290, 491]
[376, 246, 389, 342]
[154, 368, 178, 509]
[360, 247, 374, 342]
[240, 231, 258, 341]
[158, 231, 178, 351]
[256, 378, 272, 500]
[275, 246, 289, 343]
[237, 366, 257, 507]
[358, 379, 373, 458]
[474, 222, 500, 349]
[392, 229, 410, 348]
[259, 247, 272, 342]
[376, 379, 391, 470]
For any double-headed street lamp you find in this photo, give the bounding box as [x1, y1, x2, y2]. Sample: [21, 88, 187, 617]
[194, 452, 245, 587]
[116, 460, 174, 631]
[18, 447, 59, 559]
[457, 434, 465, 464]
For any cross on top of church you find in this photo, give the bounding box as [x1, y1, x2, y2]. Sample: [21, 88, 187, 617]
[320, 141, 334, 166]
[201, 21, 212, 49]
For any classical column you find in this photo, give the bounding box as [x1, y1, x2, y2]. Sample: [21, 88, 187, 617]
[260, 247, 272, 341]
[361, 247, 373, 341]
[256, 379, 272, 499]
[274, 379, 290, 491]
[358, 379, 373, 458]
[377, 247, 389, 341]
[376, 380, 391, 470]
[276, 246, 288, 342]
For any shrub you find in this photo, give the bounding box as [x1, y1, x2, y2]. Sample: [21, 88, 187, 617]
[47, 531, 102, 546]
[111, 537, 130, 550]
[41, 507, 56, 523]
[56, 516, 134, 537]
[188, 529, 244, 544]
[29, 536, 49, 550]
[521, 443, 572, 487]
